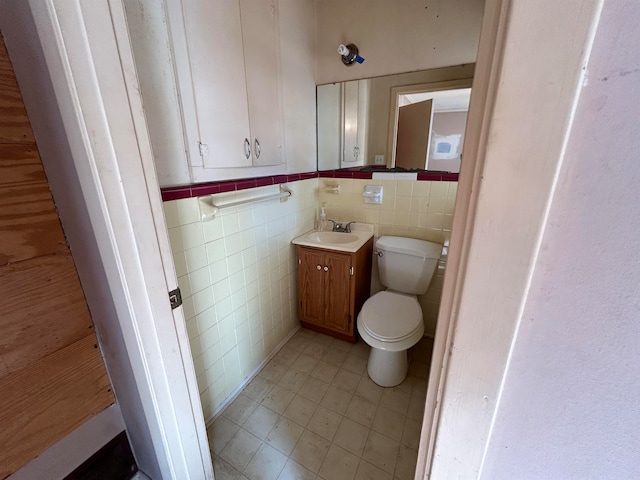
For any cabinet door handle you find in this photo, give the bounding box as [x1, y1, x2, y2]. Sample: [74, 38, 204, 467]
[317, 265, 322, 270]
[323, 266, 329, 272]
[244, 138, 251, 159]
[254, 138, 261, 159]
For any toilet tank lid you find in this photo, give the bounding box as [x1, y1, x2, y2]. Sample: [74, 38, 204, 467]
[376, 236, 442, 258]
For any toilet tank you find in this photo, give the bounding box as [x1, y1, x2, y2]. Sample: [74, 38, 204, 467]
[376, 236, 442, 295]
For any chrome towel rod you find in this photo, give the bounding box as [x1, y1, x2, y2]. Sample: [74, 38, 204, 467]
[199, 184, 292, 222]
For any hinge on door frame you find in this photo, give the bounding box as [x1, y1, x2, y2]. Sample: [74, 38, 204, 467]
[298, 257, 302, 264]
[349, 266, 354, 276]
[169, 287, 182, 310]
[198, 141, 209, 157]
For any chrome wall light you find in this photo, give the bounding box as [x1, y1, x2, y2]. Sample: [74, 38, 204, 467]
[338, 43, 365, 66]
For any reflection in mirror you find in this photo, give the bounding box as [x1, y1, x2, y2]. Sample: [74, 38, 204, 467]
[393, 87, 471, 172]
[317, 66, 474, 172]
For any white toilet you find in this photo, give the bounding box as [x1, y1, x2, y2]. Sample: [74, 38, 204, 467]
[357, 236, 441, 387]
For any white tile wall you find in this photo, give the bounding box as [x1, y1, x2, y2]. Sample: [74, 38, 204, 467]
[164, 177, 455, 419]
[318, 178, 457, 245]
[164, 180, 317, 419]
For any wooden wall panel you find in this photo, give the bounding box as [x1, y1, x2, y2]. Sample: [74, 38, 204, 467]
[0, 177, 67, 265]
[0, 335, 114, 479]
[0, 145, 46, 186]
[0, 58, 67, 266]
[0, 32, 115, 477]
[0, 38, 33, 144]
[0, 252, 94, 377]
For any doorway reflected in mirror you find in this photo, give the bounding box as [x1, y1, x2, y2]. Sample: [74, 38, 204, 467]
[395, 88, 470, 172]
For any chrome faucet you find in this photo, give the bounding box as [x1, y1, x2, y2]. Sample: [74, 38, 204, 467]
[330, 221, 356, 233]
[323, 218, 336, 231]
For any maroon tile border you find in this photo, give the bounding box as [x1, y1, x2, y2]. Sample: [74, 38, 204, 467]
[160, 171, 319, 202]
[160, 169, 458, 202]
[320, 169, 459, 182]
[160, 186, 192, 201]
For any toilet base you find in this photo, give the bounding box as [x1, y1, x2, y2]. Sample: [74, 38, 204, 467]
[367, 347, 409, 387]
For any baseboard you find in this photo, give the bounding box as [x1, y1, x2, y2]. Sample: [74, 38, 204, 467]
[8, 404, 125, 480]
[204, 325, 301, 426]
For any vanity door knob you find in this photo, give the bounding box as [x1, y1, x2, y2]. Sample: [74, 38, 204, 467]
[323, 266, 329, 272]
[317, 265, 322, 270]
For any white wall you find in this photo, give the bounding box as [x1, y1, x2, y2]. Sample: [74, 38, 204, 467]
[481, 2, 640, 478]
[315, 0, 484, 84]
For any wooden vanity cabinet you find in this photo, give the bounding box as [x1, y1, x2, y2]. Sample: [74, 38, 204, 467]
[296, 239, 373, 342]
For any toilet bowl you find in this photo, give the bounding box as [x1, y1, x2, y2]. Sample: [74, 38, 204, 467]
[357, 291, 424, 386]
[357, 236, 440, 387]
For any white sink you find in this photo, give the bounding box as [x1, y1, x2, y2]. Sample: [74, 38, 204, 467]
[308, 232, 359, 244]
[292, 224, 374, 253]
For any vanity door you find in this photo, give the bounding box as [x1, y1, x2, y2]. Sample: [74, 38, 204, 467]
[297, 247, 324, 327]
[296, 245, 363, 342]
[322, 251, 353, 335]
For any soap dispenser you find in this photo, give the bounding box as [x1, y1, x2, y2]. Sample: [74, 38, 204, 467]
[319, 206, 327, 231]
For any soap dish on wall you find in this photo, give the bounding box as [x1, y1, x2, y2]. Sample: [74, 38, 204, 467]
[363, 185, 383, 204]
[323, 184, 341, 194]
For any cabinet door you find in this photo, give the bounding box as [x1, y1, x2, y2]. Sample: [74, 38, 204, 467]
[356, 79, 369, 164]
[297, 248, 324, 327]
[317, 83, 341, 170]
[323, 251, 353, 334]
[241, 0, 284, 166]
[342, 80, 359, 166]
[182, 0, 252, 168]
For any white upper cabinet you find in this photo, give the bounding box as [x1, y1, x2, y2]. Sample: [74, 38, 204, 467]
[172, 0, 285, 175]
[241, 0, 284, 167]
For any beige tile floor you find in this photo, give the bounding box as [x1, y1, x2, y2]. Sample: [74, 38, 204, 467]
[208, 328, 433, 480]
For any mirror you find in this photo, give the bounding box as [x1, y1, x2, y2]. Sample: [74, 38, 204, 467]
[317, 66, 474, 172]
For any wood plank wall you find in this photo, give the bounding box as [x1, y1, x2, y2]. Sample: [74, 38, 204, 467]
[0, 34, 115, 479]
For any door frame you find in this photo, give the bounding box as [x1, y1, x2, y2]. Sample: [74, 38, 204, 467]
[416, 0, 603, 478]
[1, 1, 213, 478]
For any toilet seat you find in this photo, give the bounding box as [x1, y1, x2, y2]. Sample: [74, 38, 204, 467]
[358, 291, 423, 344]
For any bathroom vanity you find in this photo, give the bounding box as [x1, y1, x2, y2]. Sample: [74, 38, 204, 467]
[292, 226, 373, 343]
